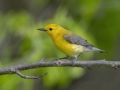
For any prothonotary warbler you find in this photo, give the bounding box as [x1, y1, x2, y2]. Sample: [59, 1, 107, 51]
[37, 24, 107, 63]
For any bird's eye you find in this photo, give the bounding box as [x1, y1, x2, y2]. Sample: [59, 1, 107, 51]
[49, 28, 53, 31]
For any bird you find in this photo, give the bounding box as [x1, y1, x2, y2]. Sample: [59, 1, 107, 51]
[37, 24, 107, 63]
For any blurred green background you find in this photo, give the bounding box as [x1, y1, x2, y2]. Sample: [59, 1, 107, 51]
[0, 0, 120, 90]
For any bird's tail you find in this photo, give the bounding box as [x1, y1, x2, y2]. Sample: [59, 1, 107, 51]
[92, 47, 108, 53]
[99, 50, 108, 53]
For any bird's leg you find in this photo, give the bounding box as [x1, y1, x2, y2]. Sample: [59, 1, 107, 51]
[71, 57, 77, 65]
[52, 56, 68, 65]
[55, 56, 68, 60]
[58, 56, 69, 60]
[71, 54, 80, 65]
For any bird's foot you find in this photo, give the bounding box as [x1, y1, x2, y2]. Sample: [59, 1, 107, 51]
[52, 58, 60, 62]
[71, 59, 76, 66]
[52, 58, 62, 66]
[52, 56, 68, 65]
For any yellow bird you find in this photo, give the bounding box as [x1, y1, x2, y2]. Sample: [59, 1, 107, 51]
[37, 24, 107, 63]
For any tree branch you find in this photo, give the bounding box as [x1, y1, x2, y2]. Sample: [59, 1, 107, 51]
[0, 58, 120, 79]
[15, 70, 47, 79]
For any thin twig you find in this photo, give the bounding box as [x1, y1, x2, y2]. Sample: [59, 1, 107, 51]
[15, 70, 47, 79]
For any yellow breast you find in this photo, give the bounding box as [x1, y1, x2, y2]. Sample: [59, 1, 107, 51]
[51, 34, 85, 57]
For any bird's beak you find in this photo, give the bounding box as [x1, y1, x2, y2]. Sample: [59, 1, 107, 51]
[37, 28, 47, 31]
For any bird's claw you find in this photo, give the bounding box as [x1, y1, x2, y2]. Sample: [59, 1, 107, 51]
[52, 58, 62, 66]
[71, 59, 76, 66]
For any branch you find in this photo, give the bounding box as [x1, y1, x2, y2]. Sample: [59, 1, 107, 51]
[0, 57, 120, 79]
[15, 70, 47, 79]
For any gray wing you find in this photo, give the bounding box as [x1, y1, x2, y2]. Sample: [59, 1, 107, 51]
[63, 33, 108, 53]
[63, 33, 93, 48]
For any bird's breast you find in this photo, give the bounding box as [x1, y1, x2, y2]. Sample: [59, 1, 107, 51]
[51, 35, 85, 57]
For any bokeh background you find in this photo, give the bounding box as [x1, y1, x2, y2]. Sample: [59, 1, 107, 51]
[0, 0, 120, 90]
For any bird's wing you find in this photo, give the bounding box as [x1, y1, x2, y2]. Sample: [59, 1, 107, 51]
[63, 33, 93, 47]
[63, 32, 108, 53]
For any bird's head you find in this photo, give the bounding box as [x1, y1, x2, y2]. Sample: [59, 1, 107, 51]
[37, 24, 65, 37]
